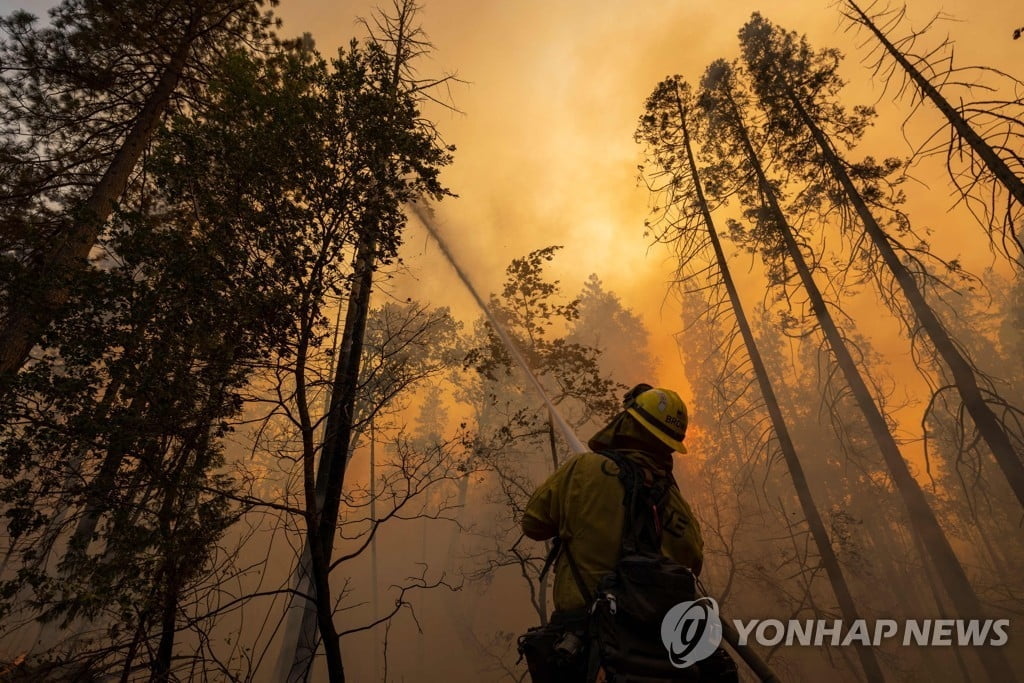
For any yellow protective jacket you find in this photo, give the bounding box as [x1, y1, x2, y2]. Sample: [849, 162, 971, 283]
[521, 449, 703, 612]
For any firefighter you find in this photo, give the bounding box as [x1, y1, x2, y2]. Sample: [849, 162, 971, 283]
[519, 384, 707, 682]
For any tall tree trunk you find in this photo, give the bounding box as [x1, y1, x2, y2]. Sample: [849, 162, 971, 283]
[278, 275, 328, 682]
[863, 529, 953, 682]
[150, 455, 190, 681]
[369, 420, 381, 682]
[280, 5, 445, 676]
[672, 84, 886, 683]
[120, 616, 150, 683]
[841, 0, 1024, 255]
[909, 529, 972, 682]
[287, 230, 378, 682]
[27, 374, 124, 576]
[67, 396, 149, 555]
[785, 86, 1024, 509]
[151, 561, 181, 683]
[715, 80, 1016, 683]
[0, 18, 200, 386]
[149, 390, 222, 682]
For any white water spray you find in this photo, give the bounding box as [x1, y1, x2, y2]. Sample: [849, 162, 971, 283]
[408, 201, 586, 456]
[409, 201, 780, 683]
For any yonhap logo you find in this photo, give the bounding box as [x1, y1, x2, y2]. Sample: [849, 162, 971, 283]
[660, 597, 723, 668]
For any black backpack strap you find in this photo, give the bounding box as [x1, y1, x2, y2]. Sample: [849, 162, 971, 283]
[598, 450, 673, 555]
[546, 451, 676, 610]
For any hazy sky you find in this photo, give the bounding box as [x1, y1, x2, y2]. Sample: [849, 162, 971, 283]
[271, 0, 1022, 407]
[3, 0, 1019, 427]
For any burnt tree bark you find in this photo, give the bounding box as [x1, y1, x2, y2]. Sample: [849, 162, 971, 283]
[701, 61, 1015, 682]
[645, 76, 886, 682]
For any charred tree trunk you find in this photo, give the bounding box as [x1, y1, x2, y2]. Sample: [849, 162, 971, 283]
[150, 421, 215, 681]
[785, 87, 1024, 509]
[151, 558, 182, 683]
[369, 421, 381, 681]
[841, 0, 1024, 252]
[288, 230, 378, 683]
[713, 77, 1016, 683]
[909, 529, 973, 681]
[67, 396, 149, 556]
[672, 83, 886, 683]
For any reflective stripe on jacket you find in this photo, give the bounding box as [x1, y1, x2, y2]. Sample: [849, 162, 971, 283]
[521, 449, 703, 612]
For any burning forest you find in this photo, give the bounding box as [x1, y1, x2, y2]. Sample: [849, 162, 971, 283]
[0, 0, 1021, 681]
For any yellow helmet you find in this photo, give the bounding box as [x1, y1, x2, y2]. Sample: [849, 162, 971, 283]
[625, 387, 688, 453]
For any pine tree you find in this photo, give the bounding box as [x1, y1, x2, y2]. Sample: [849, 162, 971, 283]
[638, 74, 885, 682]
[738, 13, 1024, 511]
[0, 42, 326, 678]
[0, 0, 274, 386]
[567, 274, 655, 385]
[697, 58, 1015, 682]
[279, 4, 454, 680]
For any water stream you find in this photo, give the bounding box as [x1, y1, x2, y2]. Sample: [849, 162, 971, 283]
[409, 200, 587, 455]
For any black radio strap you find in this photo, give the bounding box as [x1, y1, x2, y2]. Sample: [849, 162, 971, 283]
[561, 541, 593, 605]
[539, 538, 561, 582]
[539, 536, 593, 605]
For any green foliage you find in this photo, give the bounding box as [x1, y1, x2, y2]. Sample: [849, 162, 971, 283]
[697, 59, 792, 291]
[497, 246, 579, 341]
[0, 0, 274, 276]
[0, 13, 453, 673]
[465, 247, 621, 425]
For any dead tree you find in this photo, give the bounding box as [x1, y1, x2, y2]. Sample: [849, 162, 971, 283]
[639, 74, 886, 682]
[739, 13, 1024, 510]
[699, 58, 1015, 682]
[838, 0, 1024, 265]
